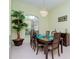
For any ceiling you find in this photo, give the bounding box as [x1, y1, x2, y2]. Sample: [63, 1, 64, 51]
[18, 0, 67, 10]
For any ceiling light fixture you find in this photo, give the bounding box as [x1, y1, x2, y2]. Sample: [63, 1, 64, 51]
[40, 10, 48, 17]
[40, 0, 48, 17]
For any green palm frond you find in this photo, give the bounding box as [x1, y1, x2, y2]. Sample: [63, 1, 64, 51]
[21, 23, 28, 27]
[11, 10, 25, 20]
[12, 19, 23, 25]
[12, 26, 20, 32]
[11, 10, 28, 32]
[12, 19, 19, 25]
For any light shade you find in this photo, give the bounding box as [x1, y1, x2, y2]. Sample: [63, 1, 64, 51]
[40, 10, 48, 17]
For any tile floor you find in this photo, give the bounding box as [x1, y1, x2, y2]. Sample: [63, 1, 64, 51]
[10, 42, 70, 59]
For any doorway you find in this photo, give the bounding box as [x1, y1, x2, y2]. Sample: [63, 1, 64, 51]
[25, 15, 39, 43]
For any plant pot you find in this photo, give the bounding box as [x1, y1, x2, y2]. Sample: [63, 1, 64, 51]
[13, 39, 24, 46]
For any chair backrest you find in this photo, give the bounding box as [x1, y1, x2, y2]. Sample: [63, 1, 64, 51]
[46, 31, 50, 38]
[30, 30, 37, 40]
[46, 31, 50, 34]
[52, 33, 61, 48]
[30, 30, 39, 47]
[54, 33, 61, 40]
[35, 31, 39, 35]
[51, 31, 56, 36]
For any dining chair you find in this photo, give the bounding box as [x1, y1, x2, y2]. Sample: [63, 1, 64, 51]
[34, 31, 45, 55]
[35, 31, 47, 55]
[52, 31, 64, 53]
[51, 32, 61, 59]
[32, 31, 40, 51]
[30, 30, 37, 51]
[36, 39, 45, 55]
[33, 31, 39, 51]
[44, 32, 61, 59]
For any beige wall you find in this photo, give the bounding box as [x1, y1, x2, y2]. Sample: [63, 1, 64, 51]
[48, 0, 70, 33]
[11, 0, 70, 43]
[11, 0, 49, 42]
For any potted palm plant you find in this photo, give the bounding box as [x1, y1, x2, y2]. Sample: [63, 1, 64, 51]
[11, 10, 28, 46]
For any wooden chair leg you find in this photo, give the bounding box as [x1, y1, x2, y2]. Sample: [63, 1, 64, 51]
[61, 39, 63, 53]
[33, 46, 36, 52]
[45, 47, 48, 59]
[33, 41, 36, 52]
[51, 44, 54, 59]
[31, 39, 34, 48]
[58, 47, 60, 56]
[46, 52, 48, 59]
[30, 39, 32, 47]
[36, 46, 39, 55]
[44, 46, 46, 54]
[58, 43, 60, 56]
[44, 46, 48, 59]
[51, 49, 54, 59]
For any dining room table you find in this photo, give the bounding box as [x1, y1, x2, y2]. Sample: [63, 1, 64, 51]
[36, 34, 63, 59]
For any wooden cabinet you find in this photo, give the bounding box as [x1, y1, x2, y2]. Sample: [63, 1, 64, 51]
[60, 33, 70, 46]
